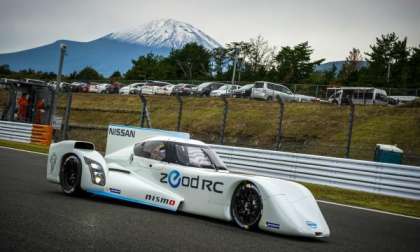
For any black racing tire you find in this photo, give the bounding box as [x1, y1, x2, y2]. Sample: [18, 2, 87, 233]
[59, 155, 83, 196]
[231, 182, 263, 230]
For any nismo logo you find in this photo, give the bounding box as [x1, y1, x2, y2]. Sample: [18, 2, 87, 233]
[108, 127, 135, 138]
[160, 170, 224, 194]
[145, 194, 176, 206]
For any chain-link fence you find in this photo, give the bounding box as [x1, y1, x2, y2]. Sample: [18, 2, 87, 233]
[1, 86, 419, 165]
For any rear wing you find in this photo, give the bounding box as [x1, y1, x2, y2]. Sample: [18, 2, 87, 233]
[105, 124, 190, 155]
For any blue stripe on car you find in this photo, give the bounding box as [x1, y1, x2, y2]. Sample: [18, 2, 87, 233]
[86, 189, 176, 212]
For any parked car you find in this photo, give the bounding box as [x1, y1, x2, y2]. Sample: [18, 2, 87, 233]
[210, 84, 241, 97]
[155, 84, 175, 95]
[88, 83, 100, 93]
[70, 82, 88, 92]
[327, 87, 388, 105]
[140, 81, 172, 95]
[192, 82, 225, 96]
[119, 83, 145, 95]
[97, 83, 110, 93]
[251, 81, 295, 101]
[251, 81, 319, 102]
[232, 83, 255, 98]
[107, 82, 122, 94]
[173, 84, 194, 96]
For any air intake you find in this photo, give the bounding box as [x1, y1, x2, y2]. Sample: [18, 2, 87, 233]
[74, 141, 95, 150]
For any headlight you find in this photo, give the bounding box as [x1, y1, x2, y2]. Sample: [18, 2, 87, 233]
[84, 157, 106, 186]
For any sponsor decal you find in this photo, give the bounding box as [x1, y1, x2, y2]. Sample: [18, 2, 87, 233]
[109, 188, 121, 194]
[266, 221, 280, 229]
[49, 153, 57, 172]
[108, 127, 135, 138]
[160, 170, 224, 193]
[145, 194, 176, 206]
[305, 221, 318, 230]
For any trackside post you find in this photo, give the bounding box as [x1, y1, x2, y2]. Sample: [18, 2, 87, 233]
[275, 95, 285, 150]
[345, 99, 355, 158]
[220, 96, 229, 144]
[61, 87, 72, 140]
[176, 94, 183, 131]
[139, 94, 152, 128]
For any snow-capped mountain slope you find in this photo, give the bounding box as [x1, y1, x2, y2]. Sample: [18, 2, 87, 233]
[107, 19, 221, 49]
[0, 19, 222, 76]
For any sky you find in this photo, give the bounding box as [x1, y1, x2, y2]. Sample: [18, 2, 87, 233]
[0, 0, 419, 61]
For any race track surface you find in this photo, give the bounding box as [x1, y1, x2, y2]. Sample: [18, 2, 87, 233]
[0, 147, 419, 251]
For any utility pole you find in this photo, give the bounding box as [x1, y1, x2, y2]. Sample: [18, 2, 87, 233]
[58, 44, 71, 140]
[231, 47, 239, 85]
[50, 44, 66, 132]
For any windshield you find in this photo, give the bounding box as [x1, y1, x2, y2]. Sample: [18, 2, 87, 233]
[219, 85, 230, 90]
[239, 84, 254, 90]
[173, 143, 227, 170]
[197, 82, 211, 89]
[254, 82, 264, 88]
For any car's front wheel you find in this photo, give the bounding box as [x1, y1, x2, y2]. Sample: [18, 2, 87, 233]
[59, 155, 82, 195]
[231, 182, 263, 230]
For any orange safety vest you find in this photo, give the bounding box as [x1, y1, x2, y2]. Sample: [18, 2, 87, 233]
[35, 100, 45, 124]
[18, 97, 28, 121]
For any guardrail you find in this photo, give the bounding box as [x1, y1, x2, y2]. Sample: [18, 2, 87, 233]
[210, 144, 420, 200]
[0, 120, 53, 145]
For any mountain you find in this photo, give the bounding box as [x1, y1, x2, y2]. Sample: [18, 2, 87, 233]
[0, 19, 222, 77]
[315, 61, 368, 73]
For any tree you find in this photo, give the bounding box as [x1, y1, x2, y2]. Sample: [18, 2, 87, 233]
[110, 71, 122, 79]
[275, 42, 324, 83]
[0, 64, 12, 76]
[76, 67, 103, 81]
[324, 64, 337, 85]
[365, 32, 409, 87]
[167, 43, 211, 80]
[210, 47, 228, 79]
[407, 45, 420, 88]
[224, 36, 277, 81]
[339, 48, 363, 84]
[124, 53, 164, 80]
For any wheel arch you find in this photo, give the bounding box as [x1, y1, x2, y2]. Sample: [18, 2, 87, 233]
[229, 180, 264, 229]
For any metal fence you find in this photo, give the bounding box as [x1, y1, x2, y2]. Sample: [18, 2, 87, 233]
[210, 144, 420, 200]
[75, 80, 420, 98]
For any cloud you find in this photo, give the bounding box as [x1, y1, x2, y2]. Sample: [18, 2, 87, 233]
[0, 0, 419, 60]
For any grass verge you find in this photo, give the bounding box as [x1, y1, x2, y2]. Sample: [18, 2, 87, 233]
[304, 182, 420, 218]
[0, 139, 49, 154]
[1, 140, 419, 218]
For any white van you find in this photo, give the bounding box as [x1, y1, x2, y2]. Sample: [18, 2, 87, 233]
[327, 87, 388, 105]
[251, 81, 295, 101]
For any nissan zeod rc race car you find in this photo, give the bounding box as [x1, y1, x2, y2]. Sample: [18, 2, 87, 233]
[46, 125, 330, 238]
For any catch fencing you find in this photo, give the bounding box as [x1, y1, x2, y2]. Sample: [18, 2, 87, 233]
[210, 144, 420, 200]
[0, 120, 53, 145]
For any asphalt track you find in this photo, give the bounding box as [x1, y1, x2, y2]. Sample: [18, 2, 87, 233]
[0, 147, 419, 252]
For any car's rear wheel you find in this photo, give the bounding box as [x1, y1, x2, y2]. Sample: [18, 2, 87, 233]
[231, 182, 263, 230]
[59, 155, 82, 195]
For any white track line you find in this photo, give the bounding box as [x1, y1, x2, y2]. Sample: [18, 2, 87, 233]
[0, 145, 48, 156]
[317, 200, 420, 220]
[1, 145, 419, 220]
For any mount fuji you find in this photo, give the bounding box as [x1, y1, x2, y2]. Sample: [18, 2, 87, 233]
[0, 19, 222, 76]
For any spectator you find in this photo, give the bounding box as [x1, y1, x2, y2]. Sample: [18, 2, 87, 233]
[17, 93, 28, 122]
[34, 98, 46, 124]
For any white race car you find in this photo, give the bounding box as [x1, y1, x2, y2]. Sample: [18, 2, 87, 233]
[46, 125, 330, 238]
